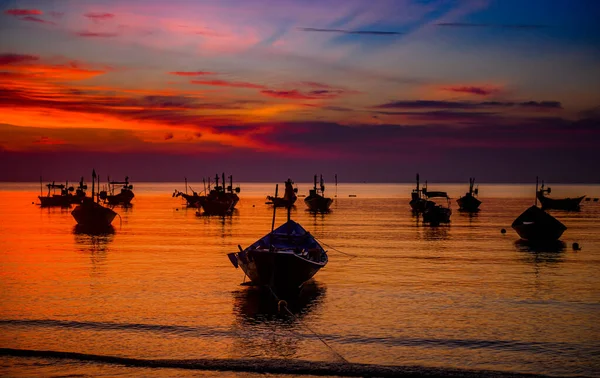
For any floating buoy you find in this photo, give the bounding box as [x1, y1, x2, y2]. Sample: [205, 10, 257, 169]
[573, 242, 581, 251]
[31, 202, 34, 204]
[501, 228, 506, 234]
[176, 208, 179, 211]
[277, 300, 288, 312]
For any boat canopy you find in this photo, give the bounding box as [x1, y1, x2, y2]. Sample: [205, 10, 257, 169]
[425, 191, 449, 198]
[249, 220, 322, 251]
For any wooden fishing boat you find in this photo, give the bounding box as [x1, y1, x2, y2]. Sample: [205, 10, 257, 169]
[228, 189, 327, 292]
[266, 178, 297, 208]
[99, 176, 135, 205]
[304, 174, 333, 213]
[409, 174, 428, 213]
[173, 177, 202, 207]
[457, 177, 481, 212]
[536, 180, 584, 211]
[512, 178, 567, 241]
[71, 170, 117, 229]
[422, 191, 452, 226]
[38, 179, 72, 207]
[196, 173, 236, 215]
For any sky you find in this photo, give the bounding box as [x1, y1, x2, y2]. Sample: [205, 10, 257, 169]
[1, 0, 599, 182]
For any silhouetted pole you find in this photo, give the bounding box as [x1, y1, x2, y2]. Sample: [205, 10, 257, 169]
[271, 184, 278, 232]
[535, 176, 539, 206]
[185, 177, 188, 195]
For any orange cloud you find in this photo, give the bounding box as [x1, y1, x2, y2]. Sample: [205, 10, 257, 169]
[190, 79, 266, 89]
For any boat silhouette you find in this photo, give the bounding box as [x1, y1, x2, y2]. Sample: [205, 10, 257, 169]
[536, 179, 585, 211]
[71, 169, 117, 230]
[457, 177, 481, 212]
[304, 174, 333, 213]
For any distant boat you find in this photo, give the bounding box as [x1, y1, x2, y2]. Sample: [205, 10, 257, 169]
[266, 178, 297, 208]
[71, 169, 117, 229]
[457, 177, 481, 212]
[304, 174, 333, 213]
[422, 191, 452, 226]
[512, 178, 567, 241]
[173, 177, 202, 207]
[197, 173, 236, 215]
[38, 179, 72, 207]
[99, 176, 135, 205]
[536, 179, 584, 211]
[409, 173, 428, 213]
[228, 186, 328, 292]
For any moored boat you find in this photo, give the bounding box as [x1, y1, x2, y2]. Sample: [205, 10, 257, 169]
[422, 191, 452, 226]
[457, 177, 481, 212]
[38, 179, 72, 207]
[304, 174, 333, 213]
[99, 176, 135, 205]
[227, 190, 328, 292]
[71, 170, 117, 229]
[173, 177, 202, 207]
[512, 178, 567, 241]
[536, 179, 584, 211]
[267, 178, 298, 208]
[197, 173, 236, 215]
[409, 174, 428, 213]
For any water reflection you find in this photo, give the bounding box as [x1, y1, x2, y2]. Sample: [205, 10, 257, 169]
[230, 281, 326, 359]
[73, 225, 115, 254]
[422, 225, 450, 241]
[514, 239, 565, 264]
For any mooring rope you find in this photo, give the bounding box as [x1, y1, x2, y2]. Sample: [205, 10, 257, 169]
[267, 286, 350, 364]
[312, 236, 358, 258]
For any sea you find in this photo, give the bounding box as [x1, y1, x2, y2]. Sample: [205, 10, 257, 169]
[1, 182, 599, 377]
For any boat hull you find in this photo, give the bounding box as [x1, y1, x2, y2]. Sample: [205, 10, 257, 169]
[409, 198, 428, 213]
[457, 195, 481, 212]
[71, 201, 117, 228]
[268, 197, 297, 208]
[237, 250, 325, 291]
[304, 196, 333, 212]
[423, 205, 452, 225]
[39, 195, 72, 207]
[511, 206, 566, 241]
[198, 197, 234, 215]
[537, 193, 585, 211]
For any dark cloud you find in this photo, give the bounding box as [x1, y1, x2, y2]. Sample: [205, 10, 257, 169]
[261, 89, 350, 100]
[4, 9, 42, 16]
[75, 31, 119, 38]
[374, 100, 563, 110]
[190, 79, 266, 89]
[170, 71, 216, 76]
[164, 133, 174, 140]
[436, 23, 549, 29]
[443, 86, 498, 96]
[0, 53, 39, 65]
[299, 27, 401, 35]
[20, 16, 55, 25]
[84, 13, 115, 21]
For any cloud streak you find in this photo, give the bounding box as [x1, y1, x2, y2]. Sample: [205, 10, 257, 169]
[298, 27, 401, 35]
[4, 9, 42, 16]
[374, 100, 563, 110]
[436, 23, 549, 30]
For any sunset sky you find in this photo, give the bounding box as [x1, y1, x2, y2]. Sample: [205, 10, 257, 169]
[1, 0, 599, 182]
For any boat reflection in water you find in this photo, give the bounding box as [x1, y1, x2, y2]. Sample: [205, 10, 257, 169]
[514, 239, 566, 266]
[230, 281, 326, 359]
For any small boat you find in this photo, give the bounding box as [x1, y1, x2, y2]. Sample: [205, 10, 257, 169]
[304, 174, 333, 213]
[38, 179, 72, 207]
[266, 178, 297, 208]
[457, 177, 481, 212]
[71, 177, 88, 204]
[197, 173, 236, 215]
[71, 169, 117, 229]
[536, 179, 584, 211]
[228, 186, 328, 292]
[512, 179, 567, 241]
[173, 177, 202, 207]
[409, 174, 428, 213]
[99, 176, 135, 205]
[225, 173, 241, 208]
[422, 191, 452, 226]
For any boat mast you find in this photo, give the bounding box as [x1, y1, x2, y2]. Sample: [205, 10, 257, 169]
[40, 176, 43, 196]
[229, 175, 233, 193]
[313, 174, 317, 192]
[184, 177, 188, 195]
[222, 173, 225, 193]
[535, 176, 539, 206]
[271, 184, 278, 233]
[92, 169, 96, 202]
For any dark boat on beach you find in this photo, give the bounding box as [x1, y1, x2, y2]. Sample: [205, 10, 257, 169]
[228, 187, 328, 292]
[537, 179, 585, 211]
[457, 177, 481, 212]
[99, 176, 135, 205]
[512, 179, 566, 241]
[71, 170, 117, 229]
[422, 191, 452, 226]
[304, 174, 333, 213]
[409, 174, 428, 213]
[267, 178, 297, 208]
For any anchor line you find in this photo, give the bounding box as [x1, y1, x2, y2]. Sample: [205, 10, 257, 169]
[266, 286, 350, 364]
[312, 236, 358, 258]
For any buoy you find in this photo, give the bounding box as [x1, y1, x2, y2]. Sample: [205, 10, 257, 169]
[277, 300, 288, 312]
[501, 228, 506, 234]
[573, 242, 581, 251]
[31, 202, 34, 204]
[176, 208, 179, 211]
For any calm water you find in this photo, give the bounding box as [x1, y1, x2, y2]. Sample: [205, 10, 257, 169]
[1, 183, 599, 377]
